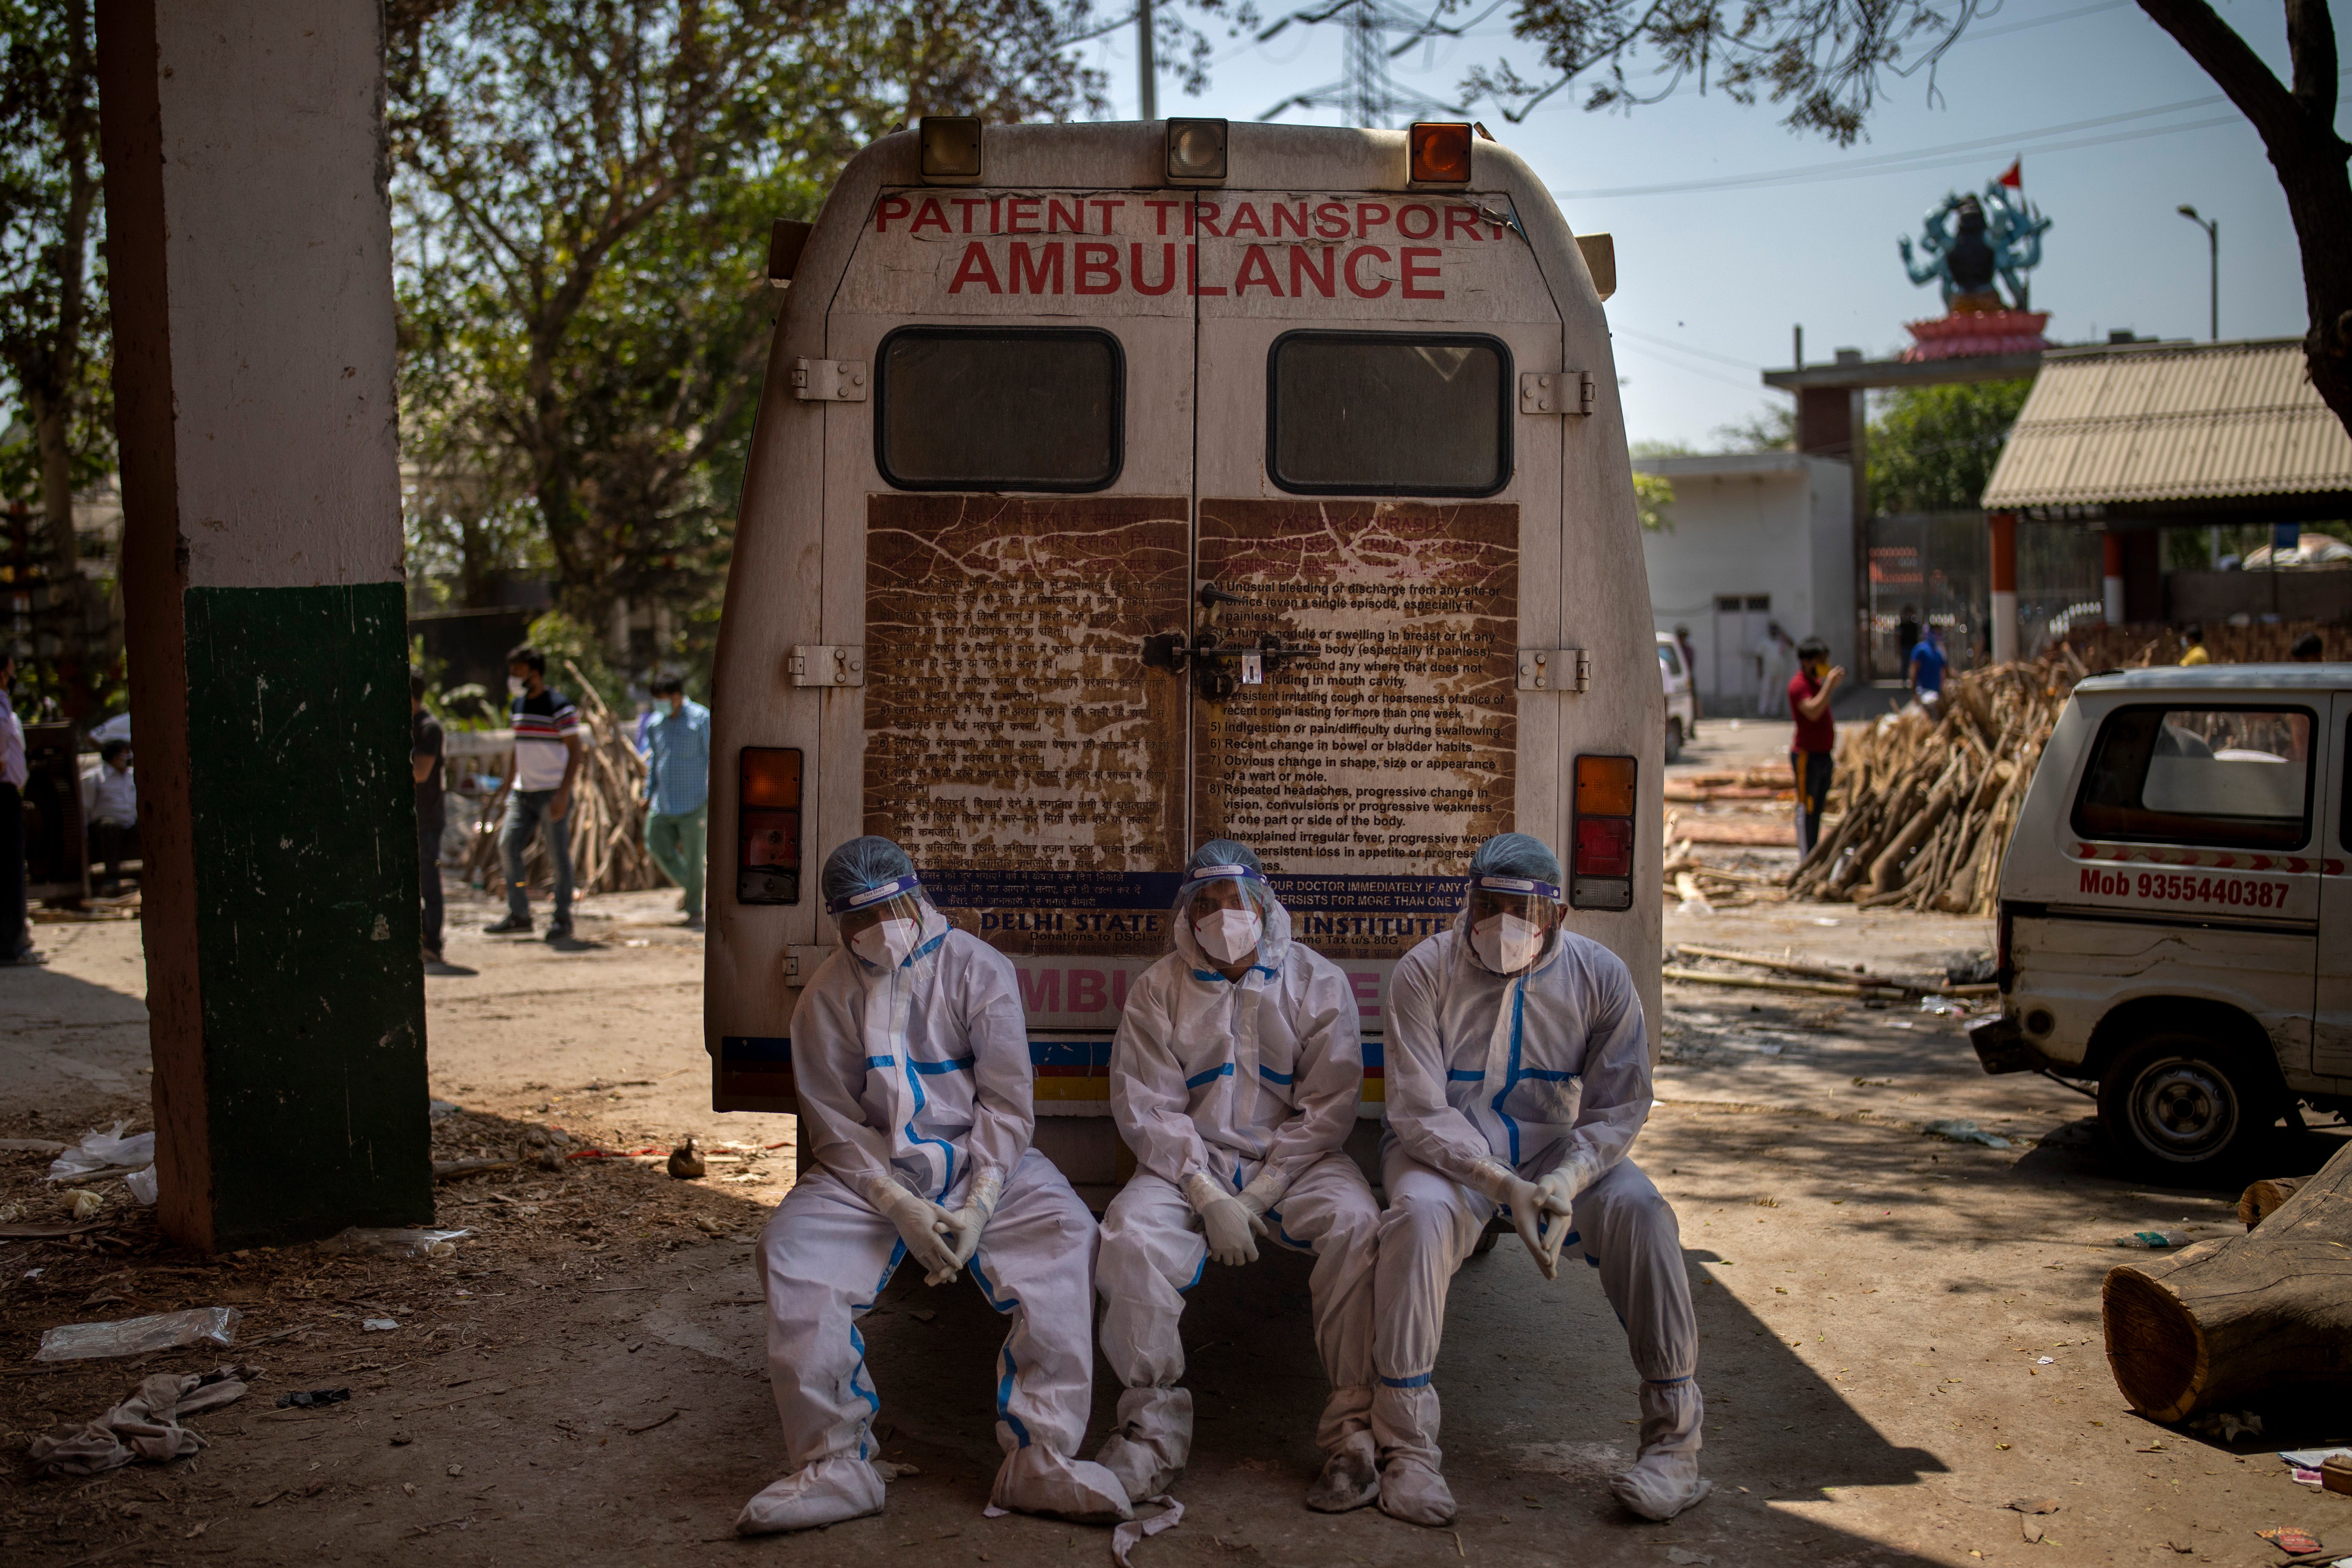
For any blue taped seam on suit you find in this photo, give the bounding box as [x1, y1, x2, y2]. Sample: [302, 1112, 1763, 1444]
[908, 1055, 976, 1075]
[1185, 1063, 1235, 1089]
[1258, 1065, 1294, 1085]
[1447, 1069, 1485, 1081]
[969, 1256, 1031, 1447]
[1490, 980, 1528, 1165]
[1379, 1371, 1433, 1388]
[847, 1240, 907, 1454]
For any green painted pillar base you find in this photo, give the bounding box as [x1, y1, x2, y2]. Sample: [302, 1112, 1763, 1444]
[181, 583, 431, 1246]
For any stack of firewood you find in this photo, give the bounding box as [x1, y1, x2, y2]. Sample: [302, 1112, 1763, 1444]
[462, 660, 668, 897]
[1786, 659, 2077, 915]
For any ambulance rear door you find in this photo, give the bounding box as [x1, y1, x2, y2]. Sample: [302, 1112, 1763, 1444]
[823, 187, 1197, 1123]
[1189, 187, 1568, 1113]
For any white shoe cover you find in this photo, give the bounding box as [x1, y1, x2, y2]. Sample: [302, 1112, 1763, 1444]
[1376, 1455, 1457, 1527]
[1094, 1432, 1179, 1505]
[993, 1445, 1136, 1524]
[1610, 1450, 1711, 1521]
[1612, 1379, 1709, 1521]
[1305, 1430, 1380, 1513]
[735, 1455, 887, 1535]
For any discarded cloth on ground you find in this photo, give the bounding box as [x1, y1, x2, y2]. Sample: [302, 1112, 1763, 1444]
[27, 1363, 252, 1476]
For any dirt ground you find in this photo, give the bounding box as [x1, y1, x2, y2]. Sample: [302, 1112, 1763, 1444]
[5, 725, 2350, 1566]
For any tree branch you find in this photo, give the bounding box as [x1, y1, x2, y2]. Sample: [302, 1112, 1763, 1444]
[2134, 0, 2339, 163]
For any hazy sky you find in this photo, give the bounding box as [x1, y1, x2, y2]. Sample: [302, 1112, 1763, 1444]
[1077, 0, 2328, 449]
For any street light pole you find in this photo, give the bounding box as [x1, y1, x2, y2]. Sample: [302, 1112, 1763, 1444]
[2177, 204, 2218, 341]
[1138, 0, 1156, 120]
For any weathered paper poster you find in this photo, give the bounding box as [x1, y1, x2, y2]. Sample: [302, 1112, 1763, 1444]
[863, 494, 1190, 958]
[1194, 499, 1517, 960]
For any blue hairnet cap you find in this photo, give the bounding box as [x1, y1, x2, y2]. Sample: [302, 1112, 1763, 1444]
[821, 836, 916, 911]
[1468, 832, 1562, 885]
[1187, 840, 1264, 877]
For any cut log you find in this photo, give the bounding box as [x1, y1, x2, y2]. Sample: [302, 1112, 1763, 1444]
[2102, 1139, 2352, 1422]
[2237, 1176, 2307, 1231]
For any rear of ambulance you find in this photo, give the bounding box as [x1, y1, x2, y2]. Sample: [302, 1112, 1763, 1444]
[706, 120, 1662, 1196]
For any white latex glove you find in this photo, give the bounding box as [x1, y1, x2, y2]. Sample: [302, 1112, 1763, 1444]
[1465, 1159, 1563, 1282]
[934, 1166, 1004, 1283]
[863, 1173, 960, 1282]
[1533, 1152, 1598, 1273]
[1235, 1170, 1288, 1226]
[1185, 1170, 1267, 1267]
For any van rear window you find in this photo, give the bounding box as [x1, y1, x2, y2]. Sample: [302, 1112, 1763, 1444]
[1267, 332, 1509, 496]
[876, 328, 1122, 492]
[2071, 705, 2315, 851]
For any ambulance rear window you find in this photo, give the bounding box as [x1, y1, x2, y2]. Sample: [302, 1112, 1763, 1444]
[1267, 332, 1509, 496]
[876, 328, 1122, 492]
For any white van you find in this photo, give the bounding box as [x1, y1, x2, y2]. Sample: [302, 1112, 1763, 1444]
[1656, 632, 1695, 762]
[1970, 665, 2351, 1176]
[703, 119, 1663, 1193]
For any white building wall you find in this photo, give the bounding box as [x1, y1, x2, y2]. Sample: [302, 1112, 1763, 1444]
[1634, 453, 1854, 715]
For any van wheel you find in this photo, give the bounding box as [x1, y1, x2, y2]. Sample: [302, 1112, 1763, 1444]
[1664, 718, 1684, 764]
[2097, 1034, 2281, 1180]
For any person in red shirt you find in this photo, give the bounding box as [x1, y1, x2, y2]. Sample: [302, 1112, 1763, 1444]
[1789, 638, 1843, 857]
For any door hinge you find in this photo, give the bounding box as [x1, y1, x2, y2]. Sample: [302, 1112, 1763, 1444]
[1519, 371, 1595, 416]
[789, 645, 865, 687]
[792, 358, 869, 402]
[785, 945, 837, 986]
[1517, 648, 1590, 692]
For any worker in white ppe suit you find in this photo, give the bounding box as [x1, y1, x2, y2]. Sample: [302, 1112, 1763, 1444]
[1373, 833, 1705, 1527]
[737, 836, 1132, 1535]
[1093, 841, 1382, 1512]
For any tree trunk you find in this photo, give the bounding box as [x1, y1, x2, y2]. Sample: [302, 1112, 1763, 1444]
[2102, 1138, 2352, 1422]
[2137, 0, 2352, 435]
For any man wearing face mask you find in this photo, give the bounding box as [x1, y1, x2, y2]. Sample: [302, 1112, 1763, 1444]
[1092, 842, 1381, 1513]
[738, 837, 1132, 1535]
[1372, 833, 1705, 1527]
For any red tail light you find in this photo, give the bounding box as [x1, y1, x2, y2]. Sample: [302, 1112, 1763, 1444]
[1575, 817, 1634, 878]
[1569, 753, 1637, 911]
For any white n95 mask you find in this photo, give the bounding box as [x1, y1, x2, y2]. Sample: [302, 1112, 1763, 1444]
[851, 917, 923, 969]
[1194, 907, 1263, 966]
[507, 676, 526, 696]
[1471, 913, 1545, 975]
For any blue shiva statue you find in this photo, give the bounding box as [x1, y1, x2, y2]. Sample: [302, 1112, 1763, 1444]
[1899, 183, 2052, 311]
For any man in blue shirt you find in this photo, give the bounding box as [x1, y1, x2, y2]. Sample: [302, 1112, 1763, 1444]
[641, 673, 711, 928]
[1907, 626, 1947, 709]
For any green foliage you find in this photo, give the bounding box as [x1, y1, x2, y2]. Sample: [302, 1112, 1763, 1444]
[1633, 470, 1674, 532]
[1866, 378, 2031, 515]
[389, 0, 1112, 672]
[0, 0, 109, 505]
[1462, 0, 1968, 140]
[1628, 437, 1697, 458]
[1715, 402, 1796, 452]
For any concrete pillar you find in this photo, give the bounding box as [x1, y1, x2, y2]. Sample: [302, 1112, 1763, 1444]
[98, 0, 430, 1250]
[1989, 512, 2018, 664]
[2101, 532, 2126, 626]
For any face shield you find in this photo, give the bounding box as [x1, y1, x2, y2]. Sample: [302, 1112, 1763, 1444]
[828, 872, 939, 970]
[1463, 873, 1562, 976]
[1173, 862, 1275, 967]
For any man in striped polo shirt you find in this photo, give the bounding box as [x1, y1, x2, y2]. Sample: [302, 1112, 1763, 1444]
[484, 644, 584, 941]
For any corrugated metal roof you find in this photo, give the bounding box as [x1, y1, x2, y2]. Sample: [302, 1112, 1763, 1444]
[1979, 337, 2352, 509]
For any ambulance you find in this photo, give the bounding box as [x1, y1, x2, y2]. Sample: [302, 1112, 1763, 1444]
[705, 118, 1662, 1199]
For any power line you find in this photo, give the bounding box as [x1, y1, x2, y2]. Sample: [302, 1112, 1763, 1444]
[1551, 92, 2247, 199]
[1613, 326, 1766, 372]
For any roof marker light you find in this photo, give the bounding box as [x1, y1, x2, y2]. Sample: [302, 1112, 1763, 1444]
[919, 116, 982, 184]
[1409, 121, 1473, 184]
[1167, 118, 1228, 183]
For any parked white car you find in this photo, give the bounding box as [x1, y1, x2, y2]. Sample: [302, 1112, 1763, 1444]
[1970, 665, 2349, 1177]
[1657, 632, 1696, 762]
